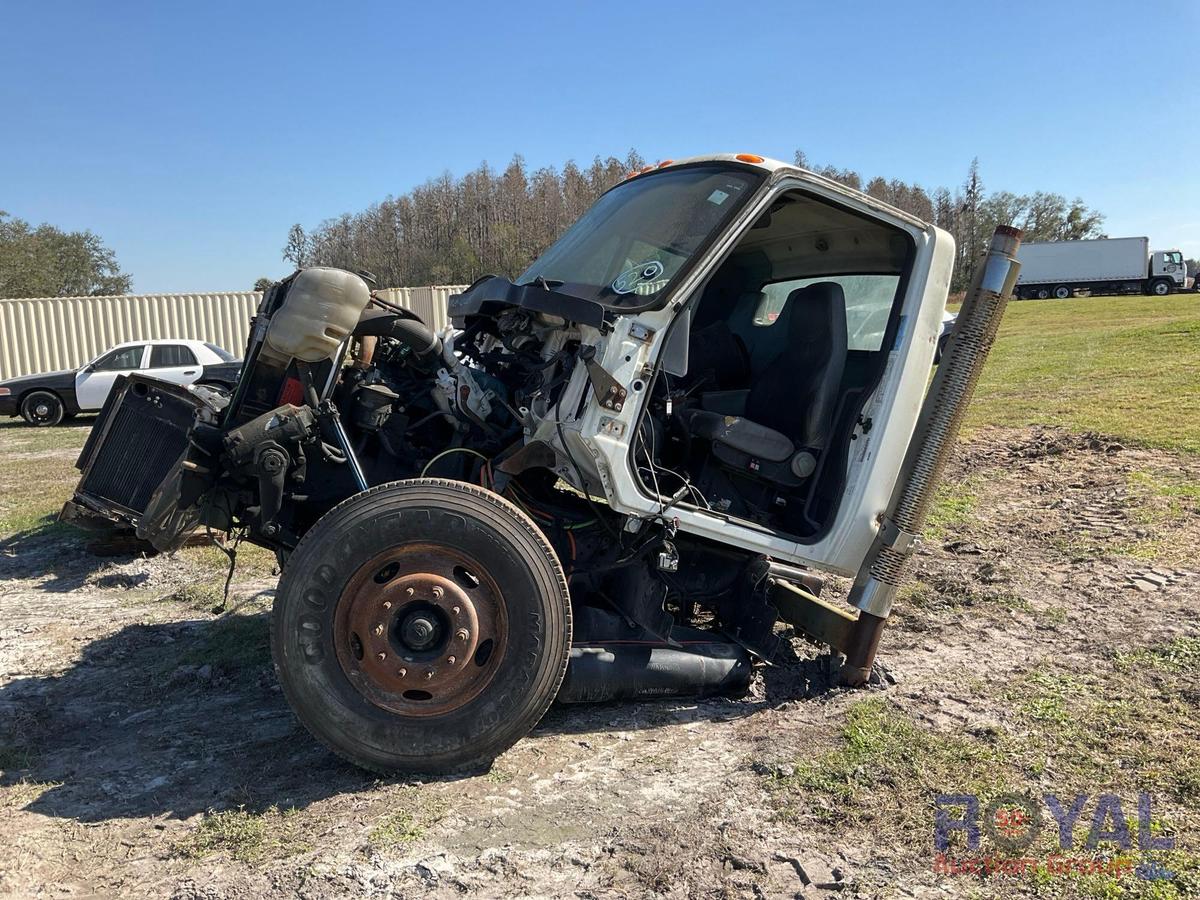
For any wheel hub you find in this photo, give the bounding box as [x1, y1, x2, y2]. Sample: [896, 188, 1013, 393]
[333, 545, 507, 717]
[400, 610, 441, 651]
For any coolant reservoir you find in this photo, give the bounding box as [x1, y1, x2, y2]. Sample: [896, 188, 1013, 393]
[266, 267, 371, 362]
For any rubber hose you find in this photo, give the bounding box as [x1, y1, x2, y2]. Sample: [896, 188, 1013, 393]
[354, 312, 442, 359]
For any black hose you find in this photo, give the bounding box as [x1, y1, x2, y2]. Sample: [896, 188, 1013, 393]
[354, 311, 443, 360]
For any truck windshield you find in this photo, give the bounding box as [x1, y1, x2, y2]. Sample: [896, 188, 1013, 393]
[518, 164, 763, 308]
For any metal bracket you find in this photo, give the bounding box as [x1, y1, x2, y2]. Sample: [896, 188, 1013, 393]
[768, 578, 858, 654]
[579, 345, 628, 413]
[628, 322, 655, 343]
[876, 516, 919, 554]
[599, 416, 625, 437]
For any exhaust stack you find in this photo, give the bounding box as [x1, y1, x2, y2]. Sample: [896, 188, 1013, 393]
[841, 225, 1023, 684]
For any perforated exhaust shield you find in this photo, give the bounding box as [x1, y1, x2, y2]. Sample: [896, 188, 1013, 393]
[849, 227, 1023, 618]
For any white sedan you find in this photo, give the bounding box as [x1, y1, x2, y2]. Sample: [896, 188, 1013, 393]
[0, 339, 240, 426]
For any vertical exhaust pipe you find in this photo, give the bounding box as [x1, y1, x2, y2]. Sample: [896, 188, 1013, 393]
[840, 226, 1024, 684]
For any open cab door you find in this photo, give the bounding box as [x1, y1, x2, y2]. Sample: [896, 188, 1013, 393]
[589, 158, 956, 579]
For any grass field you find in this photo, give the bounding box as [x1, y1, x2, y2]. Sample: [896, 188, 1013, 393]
[964, 293, 1200, 453]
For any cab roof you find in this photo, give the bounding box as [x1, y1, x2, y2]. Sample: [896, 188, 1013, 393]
[622, 154, 934, 230]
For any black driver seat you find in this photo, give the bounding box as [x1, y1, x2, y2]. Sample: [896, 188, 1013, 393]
[746, 282, 847, 450]
[681, 282, 848, 484]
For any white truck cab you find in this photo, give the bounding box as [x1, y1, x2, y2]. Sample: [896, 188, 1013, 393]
[555, 156, 957, 581]
[65, 154, 1023, 775]
[1151, 249, 1186, 288]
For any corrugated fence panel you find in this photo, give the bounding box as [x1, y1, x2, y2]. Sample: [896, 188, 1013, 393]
[0, 292, 262, 379]
[375, 285, 464, 333]
[0, 285, 467, 380]
[350, 285, 464, 341]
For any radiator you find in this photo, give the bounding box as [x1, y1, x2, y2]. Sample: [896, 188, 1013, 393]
[76, 376, 201, 517]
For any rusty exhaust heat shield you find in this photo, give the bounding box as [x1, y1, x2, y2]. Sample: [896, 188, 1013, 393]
[771, 226, 1023, 685]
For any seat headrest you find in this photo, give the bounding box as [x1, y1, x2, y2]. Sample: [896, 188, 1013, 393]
[784, 282, 848, 345]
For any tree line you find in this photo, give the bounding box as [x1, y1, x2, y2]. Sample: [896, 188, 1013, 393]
[1, 158, 1190, 300]
[792, 152, 1107, 291]
[281, 150, 1113, 293]
[282, 151, 648, 289]
[0, 211, 132, 298]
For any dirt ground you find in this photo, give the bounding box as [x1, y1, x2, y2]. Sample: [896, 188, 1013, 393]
[1, 420, 1198, 899]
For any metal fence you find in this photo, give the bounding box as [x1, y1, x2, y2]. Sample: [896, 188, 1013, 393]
[0, 285, 466, 380]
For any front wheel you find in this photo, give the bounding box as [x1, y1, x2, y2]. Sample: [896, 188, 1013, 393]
[1152, 280, 1172, 296]
[271, 479, 571, 775]
[20, 391, 64, 426]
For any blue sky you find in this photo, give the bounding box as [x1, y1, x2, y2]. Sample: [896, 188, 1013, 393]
[2, 0, 1196, 293]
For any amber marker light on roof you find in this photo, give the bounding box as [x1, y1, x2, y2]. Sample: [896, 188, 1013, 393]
[735, 153, 765, 163]
[657, 159, 674, 167]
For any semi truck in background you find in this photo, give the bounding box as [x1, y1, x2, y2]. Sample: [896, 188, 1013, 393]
[1014, 237, 1185, 299]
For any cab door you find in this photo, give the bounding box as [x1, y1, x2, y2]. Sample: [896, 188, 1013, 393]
[75, 344, 148, 410]
[680, 177, 957, 578]
[146, 344, 203, 387]
[1154, 251, 1186, 286]
[595, 168, 958, 579]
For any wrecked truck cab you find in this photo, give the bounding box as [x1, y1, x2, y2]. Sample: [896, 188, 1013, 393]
[64, 155, 1022, 775]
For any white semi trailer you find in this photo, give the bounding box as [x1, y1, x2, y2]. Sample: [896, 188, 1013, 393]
[1015, 237, 1185, 299]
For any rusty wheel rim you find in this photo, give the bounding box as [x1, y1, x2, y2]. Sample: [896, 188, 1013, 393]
[333, 543, 509, 717]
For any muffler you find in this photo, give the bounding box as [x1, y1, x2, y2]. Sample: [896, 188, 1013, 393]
[840, 225, 1023, 684]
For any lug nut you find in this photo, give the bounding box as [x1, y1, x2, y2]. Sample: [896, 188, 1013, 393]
[398, 667, 407, 678]
[432, 586, 444, 599]
[373, 623, 384, 636]
[447, 655, 456, 665]
[452, 606, 461, 615]
[406, 587, 415, 597]
[424, 670, 434, 680]
[383, 601, 392, 609]
[456, 628, 469, 641]
[376, 652, 387, 662]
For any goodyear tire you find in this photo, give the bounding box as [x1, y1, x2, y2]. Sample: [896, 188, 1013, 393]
[271, 478, 571, 775]
[20, 391, 64, 427]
